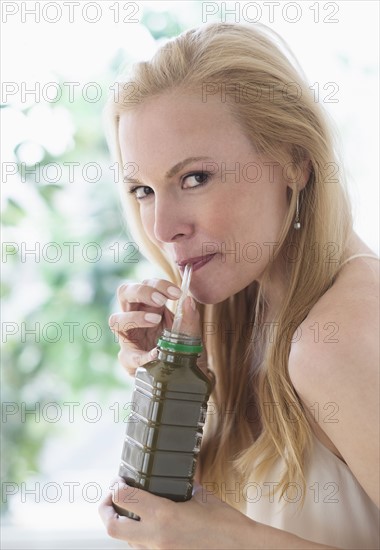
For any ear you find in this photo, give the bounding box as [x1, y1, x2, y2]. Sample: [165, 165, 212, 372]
[285, 158, 312, 193]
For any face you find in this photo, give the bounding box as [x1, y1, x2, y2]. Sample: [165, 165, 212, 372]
[118, 92, 293, 305]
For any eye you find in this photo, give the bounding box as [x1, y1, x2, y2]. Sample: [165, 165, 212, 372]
[128, 186, 153, 200]
[127, 171, 211, 201]
[183, 172, 210, 188]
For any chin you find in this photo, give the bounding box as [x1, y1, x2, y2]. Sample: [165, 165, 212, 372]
[192, 288, 231, 306]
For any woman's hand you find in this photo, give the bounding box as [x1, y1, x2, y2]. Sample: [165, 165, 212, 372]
[108, 277, 180, 376]
[109, 277, 208, 377]
[99, 477, 253, 550]
[99, 478, 340, 550]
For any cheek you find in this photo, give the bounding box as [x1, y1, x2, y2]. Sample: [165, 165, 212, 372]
[209, 186, 258, 230]
[216, 182, 288, 242]
[202, 200, 230, 228]
[140, 206, 157, 242]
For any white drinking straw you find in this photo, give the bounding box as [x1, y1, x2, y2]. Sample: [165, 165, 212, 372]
[171, 263, 193, 335]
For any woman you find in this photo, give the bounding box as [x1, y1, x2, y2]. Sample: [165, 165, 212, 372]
[99, 22, 379, 549]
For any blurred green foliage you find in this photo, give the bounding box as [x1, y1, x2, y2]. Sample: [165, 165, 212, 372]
[1, 87, 132, 495]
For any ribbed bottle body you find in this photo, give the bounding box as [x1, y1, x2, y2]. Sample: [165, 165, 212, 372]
[113, 330, 212, 519]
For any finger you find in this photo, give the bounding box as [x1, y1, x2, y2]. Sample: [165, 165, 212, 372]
[109, 310, 163, 333]
[112, 478, 171, 519]
[117, 346, 158, 377]
[175, 298, 212, 379]
[98, 492, 140, 542]
[98, 491, 124, 522]
[142, 278, 182, 300]
[117, 281, 182, 312]
[173, 296, 201, 338]
[108, 308, 163, 377]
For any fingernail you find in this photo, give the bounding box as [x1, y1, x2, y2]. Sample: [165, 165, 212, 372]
[144, 312, 162, 323]
[152, 292, 167, 306]
[189, 296, 197, 311]
[167, 286, 182, 298]
[150, 347, 158, 357]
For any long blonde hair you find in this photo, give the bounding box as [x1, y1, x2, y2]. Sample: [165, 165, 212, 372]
[104, 22, 353, 512]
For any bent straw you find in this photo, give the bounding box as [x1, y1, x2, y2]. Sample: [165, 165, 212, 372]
[171, 263, 193, 335]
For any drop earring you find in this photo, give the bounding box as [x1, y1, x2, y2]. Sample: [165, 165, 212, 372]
[293, 192, 301, 230]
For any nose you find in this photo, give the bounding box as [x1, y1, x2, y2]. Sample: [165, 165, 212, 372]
[153, 193, 194, 243]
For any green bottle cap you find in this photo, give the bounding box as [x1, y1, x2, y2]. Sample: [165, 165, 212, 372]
[157, 337, 203, 354]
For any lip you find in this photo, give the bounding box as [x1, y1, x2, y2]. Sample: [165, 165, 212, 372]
[178, 254, 216, 273]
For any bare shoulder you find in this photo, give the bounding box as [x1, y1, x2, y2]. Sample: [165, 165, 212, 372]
[289, 254, 379, 374]
[288, 255, 379, 507]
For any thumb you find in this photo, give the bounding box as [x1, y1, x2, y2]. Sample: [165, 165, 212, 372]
[173, 297, 213, 382]
[173, 296, 201, 338]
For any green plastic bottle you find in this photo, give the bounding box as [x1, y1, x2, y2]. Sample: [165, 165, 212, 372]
[112, 328, 213, 520]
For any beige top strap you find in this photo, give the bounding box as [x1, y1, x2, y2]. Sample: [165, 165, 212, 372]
[339, 253, 379, 268]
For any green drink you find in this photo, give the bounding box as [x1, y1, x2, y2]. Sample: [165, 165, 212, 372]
[112, 265, 213, 519]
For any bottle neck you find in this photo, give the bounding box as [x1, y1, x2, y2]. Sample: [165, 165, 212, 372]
[157, 329, 202, 367]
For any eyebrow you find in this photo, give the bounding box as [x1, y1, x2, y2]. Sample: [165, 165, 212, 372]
[123, 156, 213, 185]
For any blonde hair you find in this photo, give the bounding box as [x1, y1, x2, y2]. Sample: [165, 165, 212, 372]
[104, 22, 354, 512]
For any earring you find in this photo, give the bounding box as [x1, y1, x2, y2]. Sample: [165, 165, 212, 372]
[293, 192, 301, 230]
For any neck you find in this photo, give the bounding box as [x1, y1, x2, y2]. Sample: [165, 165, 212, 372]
[259, 256, 289, 325]
[259, 230, 374, 324]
